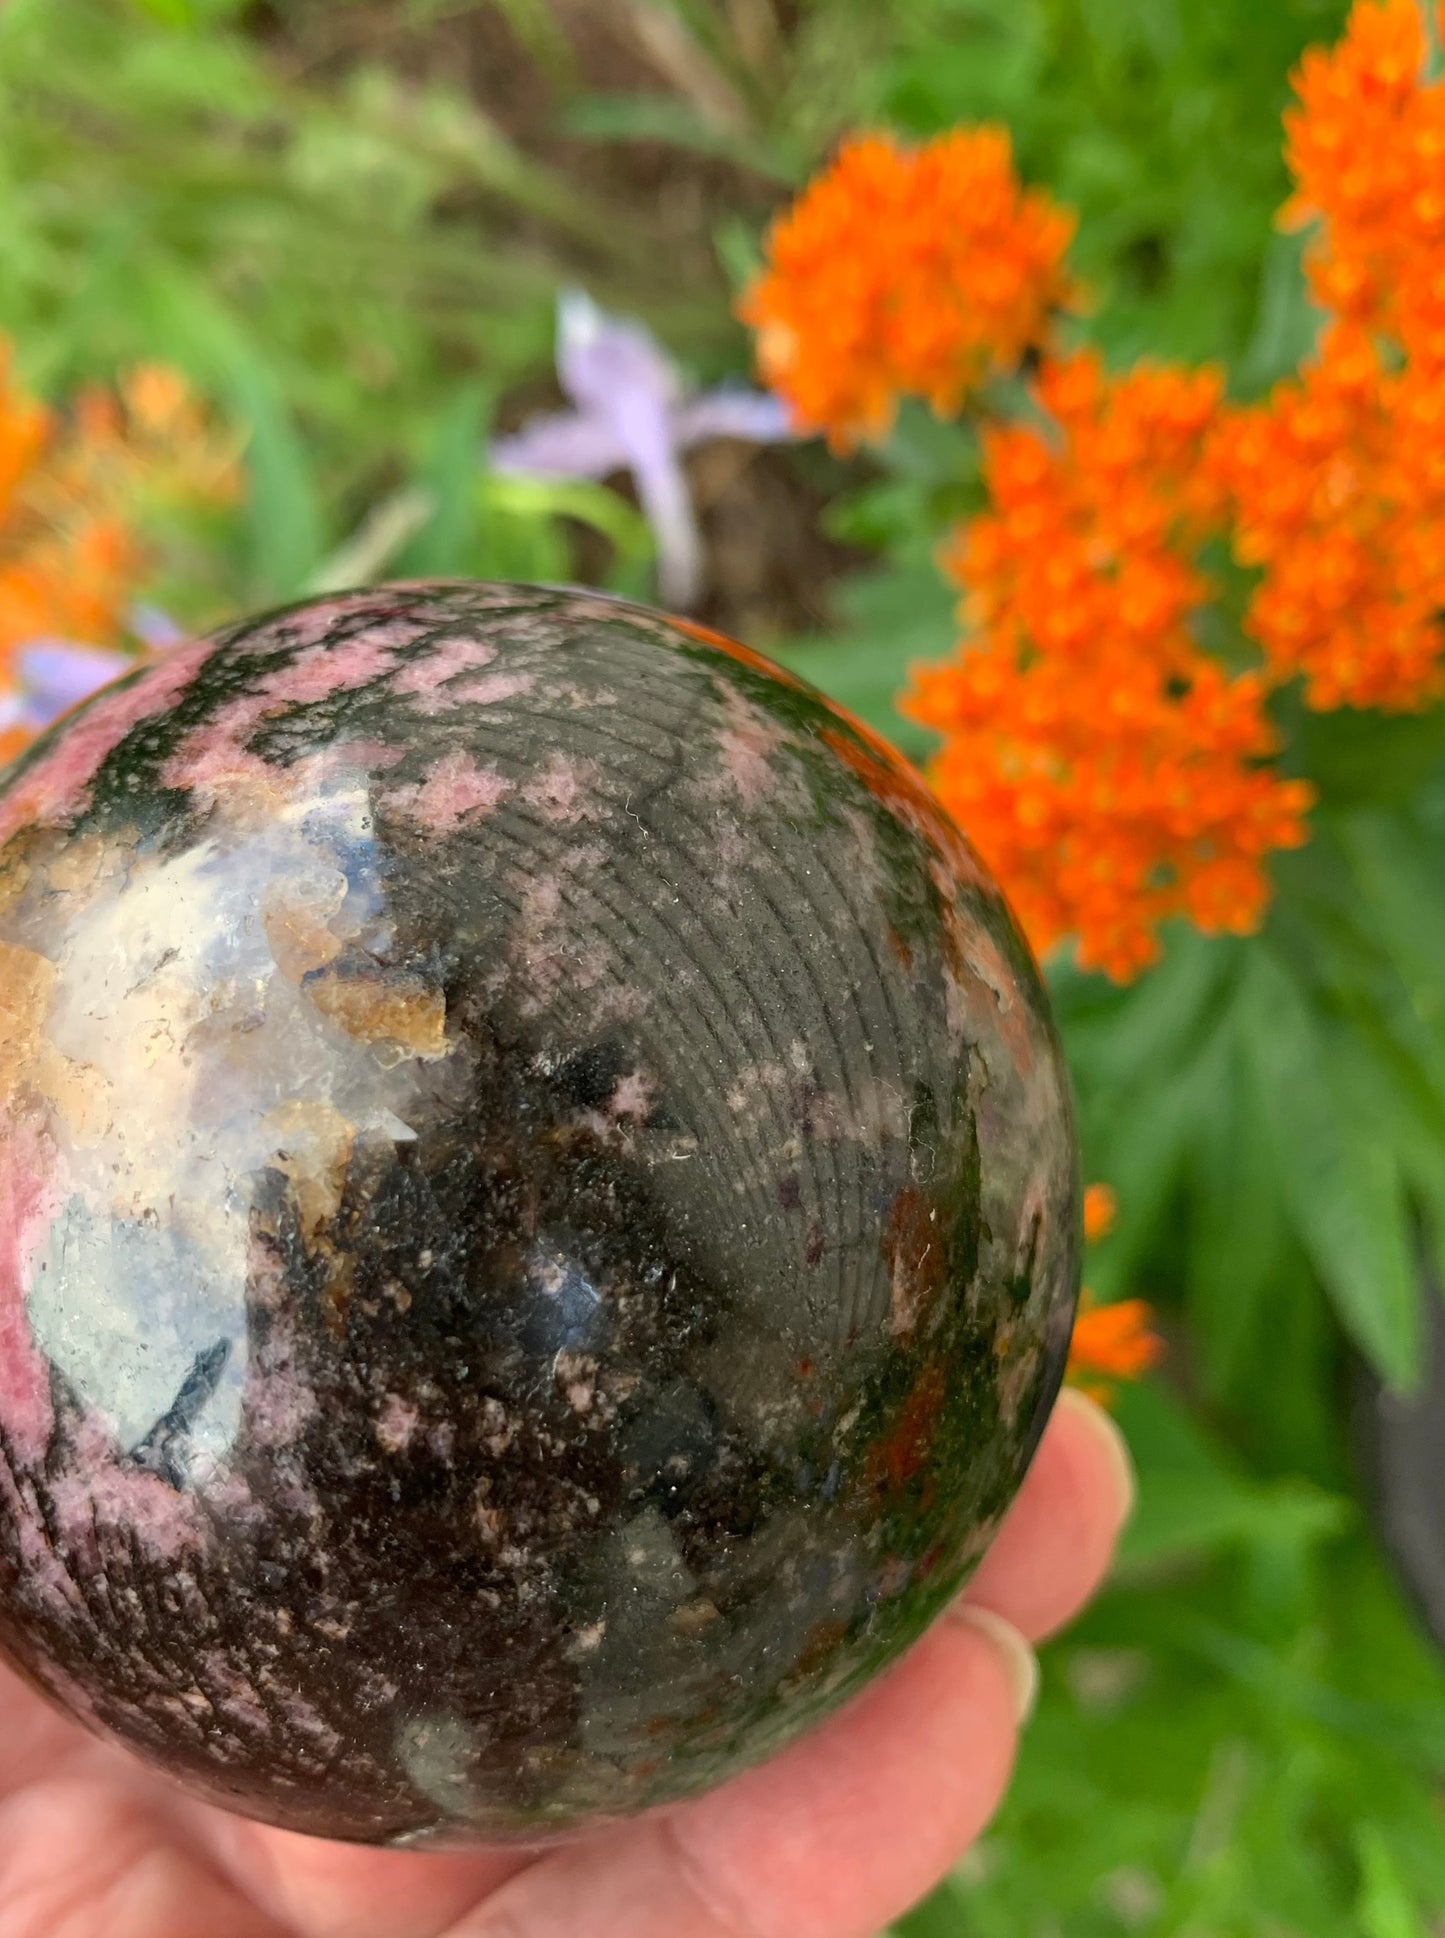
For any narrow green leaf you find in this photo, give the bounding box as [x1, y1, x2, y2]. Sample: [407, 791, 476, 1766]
[308, 488, 435, 594]
[1184, 1007, 1295, 1400]
[397, 381, 495, 579]
[559, 92, 796, 182]
[1357, 1827, 1429, 1938]
[124, 259, 327, 597]
[483, 474, 653, 571]
[1114, 1382, 1350, 1572]
[1292, 698, 1445, 808]
[1248, 950, 1423, 1389]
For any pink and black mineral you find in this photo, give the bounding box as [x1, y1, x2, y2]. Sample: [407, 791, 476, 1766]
[0, 583, 1079, 1844]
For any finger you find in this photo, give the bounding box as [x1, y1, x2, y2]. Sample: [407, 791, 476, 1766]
[0, 1773, 292, 1938]
[441, 1608, 1034, 1938]
[195, 1812, 534, 1938]
[0, 1659, 104, 1799]
[963, 1388, 1135, 1643]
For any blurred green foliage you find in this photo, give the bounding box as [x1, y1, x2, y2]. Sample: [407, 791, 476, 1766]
[6, 1, 1445, 1932]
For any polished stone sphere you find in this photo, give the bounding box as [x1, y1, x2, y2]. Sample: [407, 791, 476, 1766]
[0, 583, 1079, 1844]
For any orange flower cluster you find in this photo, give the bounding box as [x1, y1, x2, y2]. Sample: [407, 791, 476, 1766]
[1068, 1184, 1162, 1406]
[1212, 327, 1445, 709]
[1216, 0, 1445, 711]
[0, 350, 137, 669]
[1083, 1183, 1117, 1243]
[0, 351, 235, 758]
[906, 354, 1314, 978]
[740, 0, 1445, 977]
[1067, 1293, 1165, 1407]
[1282, 0, 1445, 342]
[739, 130, 1076, 449]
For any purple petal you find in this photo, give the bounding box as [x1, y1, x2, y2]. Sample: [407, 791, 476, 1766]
[554, 295, 701, 605]
[591, 368, 701, 609]
[19, 641, 134, 723]
[489, 411, 632, 481]
[632, 438, 703, 611]
[557, 291, 681, 424]
[672, 386, 798, 449]
[497, 292, 714, 606]
[129, 603, 188, 651]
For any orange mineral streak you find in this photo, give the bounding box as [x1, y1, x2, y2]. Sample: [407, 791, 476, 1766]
[1216, 0, 1445, 712]
[739, 130, 1077, 450]
[1066, 1292, 1165, 1408]
[905, 352, 1314, 980]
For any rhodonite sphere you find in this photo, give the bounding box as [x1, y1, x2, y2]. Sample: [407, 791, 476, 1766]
[0, 583, 1078, 1844]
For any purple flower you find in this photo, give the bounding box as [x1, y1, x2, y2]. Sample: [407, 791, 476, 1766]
[0, 640, 134, 739]
[0, 605, 189, 744]
[129, 603, 189, 652]
[489, 291, 794, 610]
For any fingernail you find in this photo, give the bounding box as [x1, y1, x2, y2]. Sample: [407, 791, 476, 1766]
[1055, 1386, 1137, 1525]
[950, 1605, 1040, 1727]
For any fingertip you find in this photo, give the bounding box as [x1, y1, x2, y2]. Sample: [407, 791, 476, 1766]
[642, 1617, 1024, 1938]
[961, 1386, 1136, 1643]
[1054, 1387, 1136, 1523]
[444, 1595, 1030, 1938]
[945, 1605, 1039, 1726]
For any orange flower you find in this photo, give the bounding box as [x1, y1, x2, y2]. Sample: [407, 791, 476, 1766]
[1067, 1292, 1165, 1407]
[1083, 1183, 1117, 1243]
[742, 0, 1445, 977]
[0, 354, 50, 522]
[1281, 0, 1440, 346]
[905, 352, 1314, 978]
[1216, 0, 1445, 712]
[0, 345, 234, 737]
[739, 130, 1077, 450]
[1212, 324, 1445, 710]
[0, 346, 142, 667]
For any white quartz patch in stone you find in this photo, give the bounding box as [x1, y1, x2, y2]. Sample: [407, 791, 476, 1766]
[30, 1203, 246, 1461]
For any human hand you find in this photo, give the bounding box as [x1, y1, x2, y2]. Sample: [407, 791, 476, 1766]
[0, 1389, 1132, 1938]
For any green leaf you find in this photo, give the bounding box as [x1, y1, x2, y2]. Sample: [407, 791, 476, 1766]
[1236, 227, 1321, 394]
[889, 1880, 971, 1938]
[1183, 1002, 1297, 1400]
[1292, 697, 1445, 808]
[308, 487, 435, 594]
[1054, 924, 1235, 1093]
[1114, 1382, 1350, 1572]
[1336, 810, 1445, 1047]
[1247, 950, 1422, 1390]
[121, 259, 328, 597]
[219, 366, 329, 600]
[773, 560, 955, 762]
[559, 92, 797, 182]
[1357, 1827, 1430, 1938]
[483, 474, 653, 576]
[396, 381, 495, 579]
[129, 0, 196, 23]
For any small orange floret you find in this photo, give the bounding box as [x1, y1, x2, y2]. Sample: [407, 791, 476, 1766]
[739, 129, 1077, 450]
[904, 350, 1313, 979]
[1067, 1292, 1164, 1406]
[1083, 1184, 1117, 1243]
